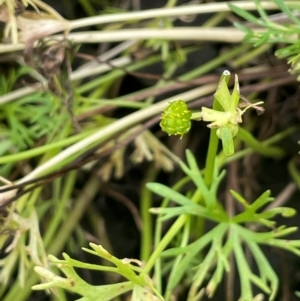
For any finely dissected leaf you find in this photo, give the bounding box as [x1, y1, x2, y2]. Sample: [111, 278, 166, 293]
[147, 167, 226, 221]
[231, 227, 253, 301]
[249, 190, 272, 211]
[233, 22, 254, 34]
[254, 0, 272, 24]
[151, 204, 223, 223]
[232, 191, 275, 224]
[182, 150, 208, 194]
[131, 285, 160, 301]
[161, 245, 191, 257]
[192, 230, 231, 296]
[146, 182, 192, 206]
[148, 150, 300, 301]
[276, 44, 299, 58]
[263, 239, 300, 257]
[33, 264, 134, 301]
[272, 0, 300, 26]
[233, 224, 284, 300]
[180, 150, 227, 210]
[151, 205, 201, 220]
[230, 0, 300, 81]
[185, 149, 202, 176]
[228, 4, 262, 25]
[206, 249, 230, 298]
[75, 283, 135, 301]
[246, 241, 278, 300]
[258, 207, 296, 219]
[249, 273, 271, 294]
[179, 160, 207, 195]
[192, 240, 220, 290]
[230, 190, 249, 207]
[165, 223, 228, 291]
[183, 149, 210, 193]
[33, 243, 165, 301]
[84, 244, 147, 286]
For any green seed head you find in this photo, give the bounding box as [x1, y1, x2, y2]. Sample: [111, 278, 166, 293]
[160, 100, 192, 138]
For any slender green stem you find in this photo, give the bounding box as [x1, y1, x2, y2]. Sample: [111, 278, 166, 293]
[2, 270, 38, 301]
[204, 11, 229, 27]
[237, 127, 285, 157]
[231, 43, 271, 67]
[0, 129, 96, 164]
[204, 129, 219, 188]
[80, 98, 148, 109]
[56, 287, 68, 301]
[47, 176, 100, 255]
[180, 44, 251, 81]
[165, 215, 191, 301]
[77, 52, 164, 94]
[140, 166, 157, 262]
[78, 0, 96, 16]
[145, 63, 178, 104]
[43, 171, 77, 248]
[67, 2, 292, 30]
[50, 28, 247, 45]
[15, 186, 41, 214]
[145, 214, 186, 274]
[288, 159, 300, 188]
[86, 204, 114, 256]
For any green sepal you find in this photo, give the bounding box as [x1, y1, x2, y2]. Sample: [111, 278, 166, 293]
[201, 107, 229, 128]
[217, 126, 234, 156]
[231, 74, 240, 111]
[214, 74, 231, 112]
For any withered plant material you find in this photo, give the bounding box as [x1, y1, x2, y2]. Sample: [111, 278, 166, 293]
[0, 2, 79, 131]
[14, 0, 25, 15]
[18, 11, 67, 43]
[39, 41, 66, 78]
[0, 0, 67, 44]
[27, 39, 81, 132]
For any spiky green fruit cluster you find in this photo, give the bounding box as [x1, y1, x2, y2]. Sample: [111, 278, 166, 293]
[160, 100, 192, 138]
